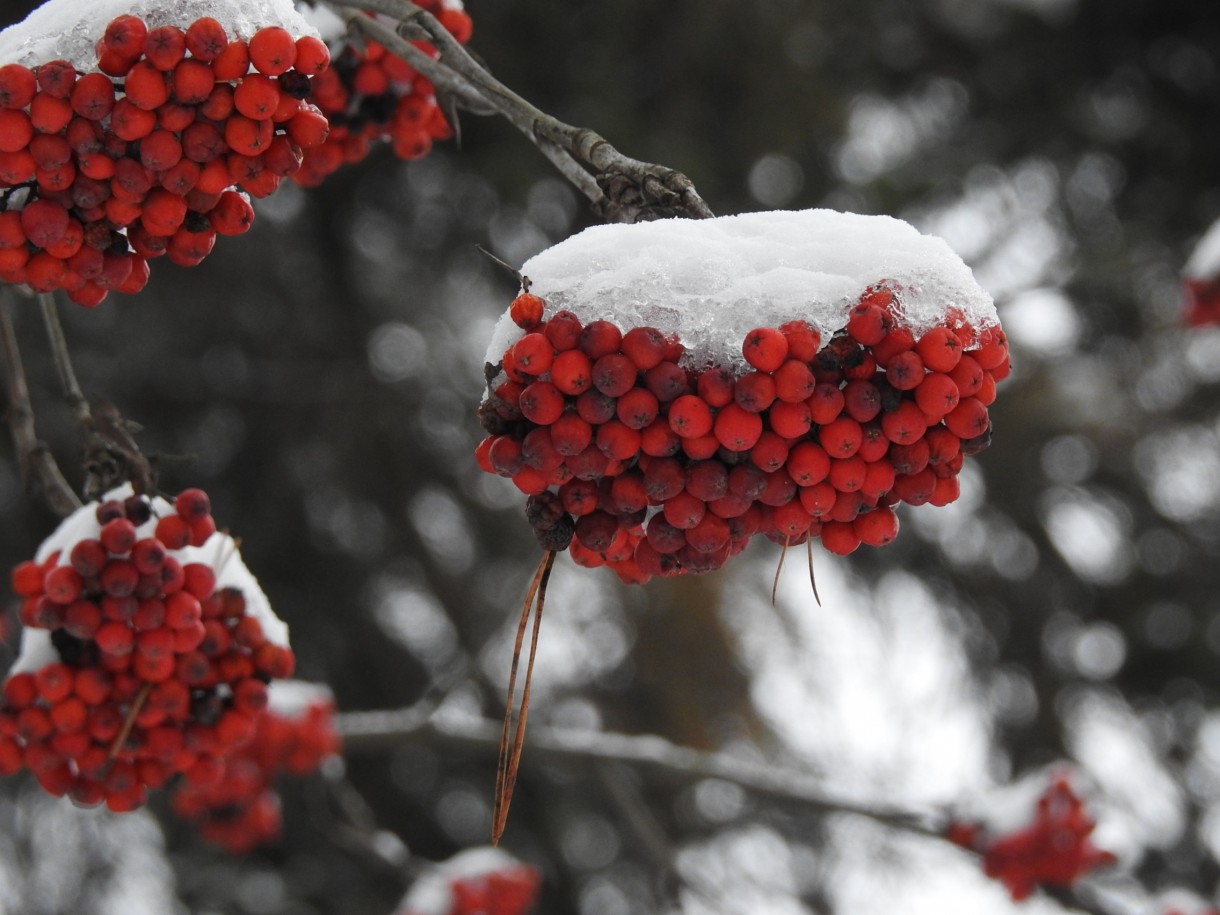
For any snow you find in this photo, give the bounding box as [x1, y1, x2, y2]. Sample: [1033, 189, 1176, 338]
[0, 0, 319, 71]
[397, 847, 523, 915]
[486, 209, 997, 373]
[12, 484, 289, 675]
[1185, 217, 1220, 279]
[267, 679, 333, 716]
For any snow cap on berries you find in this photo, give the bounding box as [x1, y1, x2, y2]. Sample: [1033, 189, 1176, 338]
[397, 847, 540, 915]
[14, 483, 290, 668]
[0, 0, 319, 70]
[487, 209, 997, 374]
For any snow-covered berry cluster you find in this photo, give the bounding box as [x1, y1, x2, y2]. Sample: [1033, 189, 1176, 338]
[397, 847, 541, 915]
[476, 211, 1006, 582]
[170, 681, 340, 853]
[0, 1, 330, 305]
[0, 486, 294, 812]
[294, 0, 472, 186]
[478, 284, 1008, 583]
[948, 775, 1116, 901]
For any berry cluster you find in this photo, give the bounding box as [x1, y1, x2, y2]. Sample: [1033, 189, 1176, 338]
[398, 849, 541, 915]
[0, 487, 295, 812]
[0, 14, 331, 305]
[1184, 276, 1220, 326]
[170, 685, 340, 853]
[948, 776, 1116, 901]
[294, 0, 472, 186]
[476, 287, 1010, 584]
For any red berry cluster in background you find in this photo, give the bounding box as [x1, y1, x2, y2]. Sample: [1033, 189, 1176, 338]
[170, 687, 340, 853]
[476, 286, 1010, 584]
[398, 852, 541, 915]
[948, 775, 1117, 901]
[0, 487, 295, 812]
[1183, 277, 1220, 326]
[0, 14, 331, 305]
[294, 0, 472, 186]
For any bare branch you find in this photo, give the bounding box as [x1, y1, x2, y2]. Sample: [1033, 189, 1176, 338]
[37, 293, 89, 427]
[0, 295, 80, 518]
[323, 0, 714, 223]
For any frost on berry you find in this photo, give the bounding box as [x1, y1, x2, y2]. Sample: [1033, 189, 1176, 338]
[0, 0, 332, 305]
[0, 485, 294, 813]
[396, 847, 541, 915]
[475, 210, 1009, 584]
[948, 773, 1117, 901]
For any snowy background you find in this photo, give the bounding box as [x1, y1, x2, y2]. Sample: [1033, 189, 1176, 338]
[0, 0, 1219, 912]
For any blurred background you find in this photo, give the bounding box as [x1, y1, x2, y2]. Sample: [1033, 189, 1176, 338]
[2, 0, 1220, 911]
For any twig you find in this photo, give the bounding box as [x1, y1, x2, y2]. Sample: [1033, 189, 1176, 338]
[339, 707, 1118, 915]
[325, 0, 714, 223]
[0, 295, 80, 518]
[37, 293, 89, 427]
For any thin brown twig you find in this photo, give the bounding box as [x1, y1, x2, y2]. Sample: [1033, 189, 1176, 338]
[326, 0, 714, 223]
[491, 549, 554, 845]
[0, 295, 80, 518]
[109, 682, 153, 761]
[37, 293, 89, 426]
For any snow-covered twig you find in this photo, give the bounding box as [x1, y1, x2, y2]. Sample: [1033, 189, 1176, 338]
[0, 295, 80, 518]
[324, 0, 715, 223]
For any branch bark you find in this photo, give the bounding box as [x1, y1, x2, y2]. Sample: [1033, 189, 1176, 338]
[0, 295, 80, 518]
[324, 0, 714, 223]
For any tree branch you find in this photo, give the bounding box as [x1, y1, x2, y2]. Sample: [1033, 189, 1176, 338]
[0, 295, 80, 518]
[37, 293, 89, 427]
[323, 0, 714, 223]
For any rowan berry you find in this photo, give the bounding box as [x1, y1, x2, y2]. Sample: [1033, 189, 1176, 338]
[543, 309, 581, 346]
[21, 198, 69, 248]
[592, 353, 637, 397]
[695, 366, 735, 408]
[43, 564, 83, 604]
[616, 387, 659, 429]
[208, 190, 255, 236]
[645, 514, 686, 554]
[885, 350, 924, 391]
[759, 470, 797, 507]
[742, 327, 788, 372]
[828, 456, 867, 493]
[35, 663, 75, 704]
[668, 394, 714, 439]
[945, 397, 989, 439]
[785, 442, 831, 487]
[0, 148, 34, 184]
[139, 129, 183, 171]
[0, 64, 36, 109]
[124, 61, 170, 110]
[912, 371, 960, 421]
[579, 320, 623, 359]
[893, 468, 936, 505]
[889, 439, 930, 475]
[567, 444, 610, 480]
[820, 520, 860, 555]
[686, 513, 730, 554]
[225, 114, 273, 155]
[949, 354, 984, 397]
[293, 35, 331, 76]
[681, 434, 721, 461]
[779, 319, 820, 361]
[846, 302, 889, 345]
[750, 431, 790, 473]
[881, 401, 928, 445]
[860, 459, 896, 498]
[0, 109, 31, 152]
[620, 326, 666, 370]
[640, 418, 681, 457]
[713, 402, 763, 451]
[248, 26, 297, 75]
[771, 501, 812, 538]
[734, 372, 777, 413]
[819, 417, 863, 458]
[234, 74, 281, 120]
[594, 420, 641, 461]
[170, 59, 215, 105]
[36, 59, 75, 98]
[807, 383, 845, 425]
[64, 599, 103, 638]
[872, 327, 915, 365]
[764, 399, 808, 440]
[575, 511, 618, 551]
[212, 38, 251, 81]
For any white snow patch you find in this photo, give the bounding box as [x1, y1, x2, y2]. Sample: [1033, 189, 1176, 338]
[398, 847, 524, 915]
[14, 485, 289, 676]
[1185, 217, 1220, 279]
[0, 0, 319, 71]
[267, 679, 333, 716]
[486, 209, 996, 373]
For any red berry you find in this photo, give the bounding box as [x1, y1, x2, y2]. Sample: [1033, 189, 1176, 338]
[742, 327, 788, 372]
[248, 26, 297, 76]
[667, 394, 713, 439]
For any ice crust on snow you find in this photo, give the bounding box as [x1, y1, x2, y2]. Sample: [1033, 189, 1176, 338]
[0, 0, 319, 70]
[486, 209, 997, 373]
[1185, 217, 1220, 279]
[12, 485, 289, 674]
